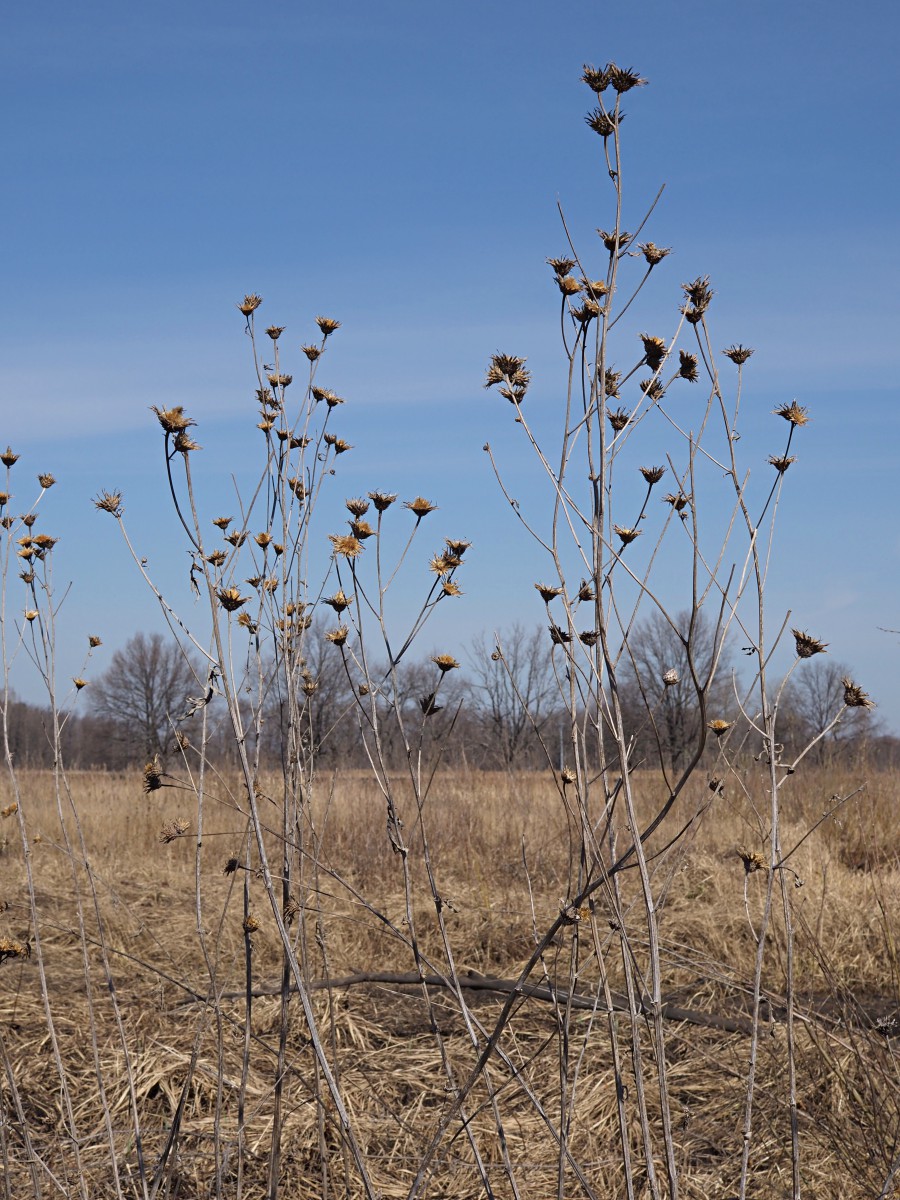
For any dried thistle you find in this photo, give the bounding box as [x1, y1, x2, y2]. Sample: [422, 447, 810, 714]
[613, 525, 641, 545]
[329, 534, 363, 559]
[420, 693, 443, 716]
[288, 477, 306, 501]
[267, 372, 292, 389]
[216, 587, 249, 612]
[608, 407, 630, 432]
[404, 496, 437, 519]
[315, 316, 341, 337]
[535, 582, 563, 602]
[88, 635, 102, 647]
[638, 242, 670, 266]
[445, 538, 471, 557]
[212, 515, 232, 530]
[236, 613, 257, 633]
[159, 818, 190, 843]
[0, 494, 8, 507]
[431, 654, 459, 673]
[323, 434, 352, 454]
[325, 625, 349, 647]
[586, 108, 624, 139]
[254, 532, 273, 549]
[581, 278, 609, 300]
[350, 519, 376, 540]
[223, 856, 240, 875]
[640, 465, 665, 485]
[678, 351, 699, 382]
[312, 386, 344, 407]
[724, 344, 754, 365]
[609, 64, 647, 92]
[37, 474, 56, 489]
[93, 490, 124, 517]
[604, 368, 622, 397]
[792, 629, 828, 659]
[151, 406, 195, 434]
[429, 553, 453, 576]
[641, 377, 665, 401]
[557, 274, 582, 296]
[768, 455, 796, 473]
[1, 802, 17, 818]
[549, 624, 571, 645]
[707, 719, 733, 737]
[581, 63, 612, 94]
[72, 677, 88, 690]
[484, 353, 531, 402]
[708, 776, 725, 796]
[576, 579, 595, 602]
[547, 256, 576, 277]
[774, 401, 810, 427]
[598, 229, 630, 252]
[842, 677, 875, 709]
[143, 759, 164, 793]
[324, 589, 353, 613]
[664, 492, 691, 512]
[265, 325, 285, 340]
[737, 847, 767, 875]
[243, 914, 260, 934]
[369, 490, 397, 512]
[173, 431, 200, 453]
[1, 448, 19, 468]
[346, 497, 370, 517]
[579, 630, 600, 646]
[441, 579, 463, 597]
[0, 938, 30, 963]
[237, 294, 262, 316]
[640, 334, 668, 370]
[571, 300, 600, 324]
[301, 343, 322, 361]
[284, 895, 301, 925]
[662, 668, 679, 687]
[560, 766, 577, 786]
[206, 550, 227, 567]
[682, 275, 714, 310]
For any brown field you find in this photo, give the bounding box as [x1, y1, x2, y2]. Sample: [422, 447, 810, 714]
[0, 765, 898, 1198]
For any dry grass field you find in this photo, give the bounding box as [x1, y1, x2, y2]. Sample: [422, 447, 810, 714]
[0, 764, 898, 1198]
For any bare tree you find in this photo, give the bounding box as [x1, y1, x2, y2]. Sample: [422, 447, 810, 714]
[89, 631, 200, 762]
[781, 657, 877, 762]
[467, 623, 558, 768]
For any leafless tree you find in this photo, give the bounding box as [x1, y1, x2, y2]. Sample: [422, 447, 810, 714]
[89, 631, 201, 762]
[781, 657, 878, 762]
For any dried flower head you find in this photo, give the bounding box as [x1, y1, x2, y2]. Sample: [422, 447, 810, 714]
[420, 692, 443, 716]
[212, 516, 232, 531]
[223, 856, 240, 875]
[579, 629, 600, 646]
[431, 654, 459, 673]
[254, 532, 273, 549]
[608, 407, 630, 432]
[329, 534, 363, 559]
[641, 377, 665, 401]
[707, 719, 733, 737]
[581, 278, 609, 300]
[236, 612, 257, 633]
[640, 465, 666, 485]
[267, 372, 293, 389]
[350, 519, 375, 540]
[737, 847, 767, 875]
[1, 447, 19, 468]
[682, 276, 714, 310]
[225, 530, 247, 548]
[143, 758, 164, 792]
[216, 587, 249, 612]
[441, 579, 463, 597]
[547, 256, 576, 278]
[679, 351, 699, 382]
[571, 300, 600, 324]
[24, 609, 38, 622]
[237, 294, 262, 316]
[774, 401, 810, 427]
[325, 625, 349, 646]
[560, 766, 577, 786]
[577, 578, 595, 602]
[640, 334, 668, 371]
[609, 64, 647, 92]
[159, 818, 190, 843]
[0, 938, 30, 963]
[323, 434, 352, 454]
[586, 108, 624, 139]
[768, 455, 796, 473]
[88, 635, 102, 647]
[663, 491, 691, 512]
[205, 550, 227, 568]
[324, 589, 353, 612]
[37, 474, 56, 489]
[265, 325, 285, 340]
[346, 497, 370, 517]
[173, 431, 200, 453]
[598, 229, 631, 253]
[1, 802, 17, 818]
[724, 344, 754, 365]
[582, 63, 612, 94]
[549, 624, 572, 645]
[312, 386, 344, 407]
[404, 496, 437, 519]
[638, 242, 670, 266]
[535, 582, 563, 602]
[288, 477, 306, 501]
[151, 406, 196, 434]
[484, 352, 531, 403]
[0, 493, 8, 507]
[614, 525, 642, 545]
[32, 534, 57, 551]
[315, 316, 341, 337]
[429, 553, 453, 576]
[662, 668, 679, 687]
[557, 274, 582, 296]
[792, 629, 828, 659]
[708, 776, 724, 795]
[94, 490, 124, 517]
[301, 343, 322, 361]
[72, 677, 88, 690]
[243, 914, 260, 934]
[369, 490, 397, 512]
[445, 538, 471, 557]
[842, 677, 875, 709]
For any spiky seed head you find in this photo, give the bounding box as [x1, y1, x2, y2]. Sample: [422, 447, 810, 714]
[614, 525, 641, 544]
[329, 534, 363, 558]
[724, 344, 754, 365]
[768, 455, 796, 473]
[159, 818, 190, 843]
[237, 294, 262, 316]
[265, 325, 285, 340]
[236, 612, 257, 633]
[324, 589, 353, 612]
[32, 534, 57, 550]
[243, 914, 260, 934]
[1, 802, 18, 817]
[206, 550, 226, 567]
[609, 64, 647, 92]
[257, 419, 275, 432]
[312, 386, 344, 406]
[173, 431, 200, 453]
[679, 351, 699, 382]
[88, 635, 102, 647]
[21, 514, 36, 527]
[225, 530, 247, 547]
[641, 378, 665, 401]
[346, 497, 370, 517]
[549, 624, 571, 645]
[586, 108, 623, 139]
[255, 532, 272, 549]
[93, 491, 124, 517]
[708, 719, 732, 736]
[638, 242, 670, 266]
[535, 582, 563, 602]
[325, 625, 350, 646]
[267, 372, 292, 389]
[213, 516, 232, 530]
[557, 274, 582, 296]
[842, 677, 875, 709]
[151, 406, 196, 434]
[737, 847, 767, 874]
[216, 587, 249, 611]
[640, 465, 666, 485]
[420, 692, 443, 716]
[369, 491, 397, 512]
[223, 856, 240, 875]
[664, 491, 690, 511]
[445, 538, 471, 557]
[24, 609, 38, 622]
[38, 474, 56, 489]
[0, 493, 8, 507]
[682, 276, 714, 309]
[598, 229, 631, 252]
[288, 477, 306, 501]
[579, 630, 600, 646]
[323, 434, 352, 454]
[708, 776, 724, 795]
[431, 654, 459, 673]
[315, 315, 341, 337]
[143, 758, 164, 792]
[572, 300, 599, 324]
[441, 579, 462, 597]
[792, 629, 828, 659]
[663, 668, 679, 687]
[577, 578, 595, 602]
[404, 496, 437, 518]
[774, 401, 810, 427]
[640, 334, 668, 371]
[581, 278, 609, 300]
[581, 63, 612, 94]
[560, 766, 577, 785]
[1, 447, 19, 468]
[604, 368, 622, 397]
[430, 553, 453, 576]
[547, 256, 576, 277]
[301, 343, 322, 361]
[608, 407, 630, 432]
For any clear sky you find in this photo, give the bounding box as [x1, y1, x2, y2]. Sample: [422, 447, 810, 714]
[2, 0, 899, 730]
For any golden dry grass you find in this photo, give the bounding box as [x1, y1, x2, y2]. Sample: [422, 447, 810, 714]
[0, 766, 898, 1198]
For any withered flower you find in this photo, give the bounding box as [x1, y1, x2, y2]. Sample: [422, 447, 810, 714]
[93, 490, 124, 517]
[243, 914, 260, 934]
[640, 334, 668, 371]
[223, 857, 240, 875]
[682, 276, 714, 310]
[1, 802, 17, 817]
[571, 300, 600, 324]
[301, 343, 322, 361]
[38, 474, 56, 489]
[663, 492, 690, 512]
[431, 654, 459, 672]
[312, 386, 344, 406]
[640, 465, 666, 485]
[404, 496, 437, 518]
[324, 589, 353, 612]
[708, 719, 732, 737]
[768, 455, 796, 473]
[1, 447, 19, 468]
[737, 847, 767, 875]
[267, 372, 292, 388]
[329, 534, 363, 558]
[547, 256, 576, 277]
[613, 525, 641, 545]
[216, 587, 249, 612]
[581, 63, 611, 94]
[236, 612, 257, 633]
[0, 493, 8, 507]
[24, 609, 38, 622]
[315, 316, 341, 337]
[237, 294, 262, 316]
[557, 275, 582, 296]
[774, 401, 810, 427]
[430, 553, 453, 576]
[792, 629, 827, 659]
[842, 677, 875, 709]
[323, 434, 352, 453]
[484, 353, 531, 400]
[257, 419, 275, 432]
[159, 818, 190, 843]
[255, 531, 273, 549]
[32, 535, 57, 551]
[225, 531, 247, 547]
[325, 625, 350, 646]
[598, 229, 631, 252]
[173, 431, 200, 453]
[609, 64, 647, 93]
[724, 344, 754, 365]
[346, 497, 370, 517]
[206, 550, 226, 567]
[369, 490, 397, 512]
[679, 351, 699, 382]
[0, 938, 30, 963]
[608, 407, 630, 432]
[641, 377, 665, 401]
[579, 630, 600, 646]
[420, 692, 443, 716]
[143, 759, 164, 792]
[662, 668, 679, 687]
[288, 477, 306, 500]
[535, 582, 563, 602]
[151, 406, 195, 434]
[212, 515, 232, 530]
[441, 579, 463, 597]
[638, 242, 670, 266]
[604, 368, 622, 397]
[586, 108, 624, 139]
[350, 519, 376, 540]
[708, 776, 724, 795]
[88, 635, 102, 647]
[256, 386, 276, 407]
[445, 538, 471, 557]
[549, 624, 571, 645]
[577, 578, 595, 602]
[581, 278, 609, 300]
[265, 325, 285, 340]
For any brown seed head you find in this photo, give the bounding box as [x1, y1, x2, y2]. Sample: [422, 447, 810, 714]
[213, 515, 232, 530]
[662, 668, 679, 687]
[404, 496, 437, 518]
[431, 654, 459, 673]
[255, 532, 273, 549]
[369, 490, 397, 512]
[679, 351, 699, 382]
[682, 276, 714, 310]
[557, 274, 582, 296]
[609, 64, 647, 93]
[225, 530, 247, 547]
[88, 635, 102, 647]
[581, 63, 612, 94]
[323, 434, 352, 453]
[663, 491, 691, 512]
[737, 846, 767, 875]
[329, 533, 363, 558]
[1, 802, 18, 818]
[350, 519, 375, 540]
[641, 377, 665, 401]
[579, 630, 600, 646]
[445, 538, 471, 557]
[441, 579, 463, 597]
[243, 914, 260, 934]
[236, 612, 257, 633]
[24, 609, 38, 622]
[577, 578, 595, 602]
[325, 625, 350, 646]
[420, 692, 443, 716]
[38, 473, 56, 489]
[173, 431, 200, 453]
[223, 856, 240, 875]
[94, 490, 124, 517]
[774, 401, 810, 427]
[581, 278, 609, 300]
[560, 766, 577, 786]
[613, 525, 641, 545]
[572, 300, 600, 324]
[315, 316, 341, 337]
[237, 294, 262, 316]
[143, 758, 164, 792]
[288, 477, 306, 501]
[842, 677, 875, 709]
[265, 325, 285, 340]
[598, 229, 631, 253]
[792, 629, 828, 659]
[549, 624, 572, 645]
[159, 818, 190, 843]
[1, 447, 19, 468]
[267, 372, 292, 389]
[324, 589, 353, 612]
[768, 455, 796, 473]
[217, 587, 249, 612]
[586, 108, 623, 139]
[301, 343, 322, 361]
[708, 719, 733, 737]
[346, 497, 370, 517]
[724, 344, 754, 365]
[638, 242, 670, 266]
[640, 465, 666, 485]
[152, 406, 196, 434]
[535, 582, 563, 602]
[640, 334, 668, 371]
[547, 256, 576, 277]
[608, 407, 630, 432]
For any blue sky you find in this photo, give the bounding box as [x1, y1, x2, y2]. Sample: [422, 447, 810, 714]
[2, 0, 899, 730]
